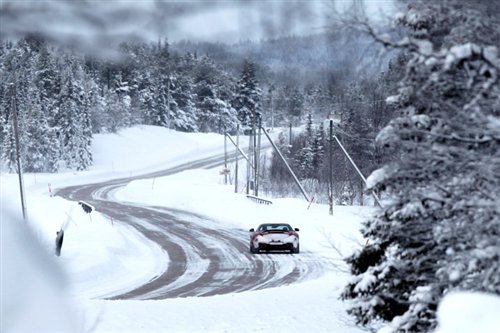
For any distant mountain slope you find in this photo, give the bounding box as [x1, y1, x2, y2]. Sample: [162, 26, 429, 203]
[171, 31, 396, 86]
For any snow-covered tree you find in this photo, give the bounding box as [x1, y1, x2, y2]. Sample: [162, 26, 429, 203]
[295, 112, 315, 179]
[192, 56, 237, 133]
[194, 58, 219, 132]
[0, 38, 35, 172]
[311, 121, 325, 180]
[287, 87, 304, 126]
[56, 55, 93, 170]
[170, 75, 198, 132]
[137, 70, 156, 125]
[23, 85, 53, 172]
[0, 106, 17, 172]
[105, 73, 132, 132]
[152, 40, 174, 128]
[233, 59, 261, 128]
[338, 82, 375, 204]
[343, 1, 500, 332]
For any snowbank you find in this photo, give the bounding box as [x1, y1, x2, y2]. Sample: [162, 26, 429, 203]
[435, 292, 500, 333]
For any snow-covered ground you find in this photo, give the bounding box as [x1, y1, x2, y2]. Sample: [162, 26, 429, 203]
[2, 125, 499, 333]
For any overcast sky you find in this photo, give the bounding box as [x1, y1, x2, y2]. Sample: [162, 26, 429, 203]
[0, 1, 396, 50]
[172, 1, 396, 43]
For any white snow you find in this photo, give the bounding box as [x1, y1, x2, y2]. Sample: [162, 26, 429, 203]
[353, 271, 377, 293]
[483, 46, 499, 68]
[434, 292, 500, 333]
[444, 43, 482, 70]
[385, 95, 400, 105]
[375, 123, 397, 146]
[3, 125, 499, 332]
[415, 39, 433, 56]
[487, 115, 500, 134]
[1, 125, 369, 333]
[366, 165, 394, 190]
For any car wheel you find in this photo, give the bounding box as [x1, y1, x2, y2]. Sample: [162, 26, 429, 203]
[250, 243, 258, 254]
[292, 244, 300, 254]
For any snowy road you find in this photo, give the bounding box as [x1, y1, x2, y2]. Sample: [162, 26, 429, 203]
[56, 154, 333, 300]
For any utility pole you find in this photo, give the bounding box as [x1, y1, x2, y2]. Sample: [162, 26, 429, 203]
[332, 135, 383, 208]
[166, 78, 171, 129]
[269, 84, 275, 130]
[289, 123, 292, 146]
[255, 116, 262, 196]
[325, 112, 383, 209]
[235, 124, 239, 193]
[252, 115, 258, 196]
[328, 118, 334, 215]
[225, 133, 253, 167]
[11, 84, 27, 221]
[224, 128, 228, 185]
[261, 126, 311, 202]
[246, 125, 252, 195]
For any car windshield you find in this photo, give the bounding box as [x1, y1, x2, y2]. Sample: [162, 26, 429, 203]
[258, 224, 291, 232]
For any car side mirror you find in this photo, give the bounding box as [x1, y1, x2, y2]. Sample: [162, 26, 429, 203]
[249, 228, 255, 232]
[294, 228, 300, 232]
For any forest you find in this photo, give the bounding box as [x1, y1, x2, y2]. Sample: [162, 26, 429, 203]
[0, 25, 395, 205]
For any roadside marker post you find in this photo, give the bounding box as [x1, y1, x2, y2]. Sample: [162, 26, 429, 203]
[307, 196, 315, 210]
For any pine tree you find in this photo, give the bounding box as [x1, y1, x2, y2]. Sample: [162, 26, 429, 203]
[34, 42, 60, 105]
[85, 74, 106, 134]
[0, 70, 12, 169]
[138, 71, 157, 125]
[192, 56, 237, 133]
[288, 87, 304, 126]
[77, 97, 93, 171]
[234, 59, 261, 128]
[105, 72, 132, 132]
[0, 38, 35, 173]
[23, 83, 52, 172]
[295, 112, 315, 179]
[194, 58, 218, 132]
[213, 68, 239, 134]
[311, 121, 325, 180]
[32, 44, 61, 171]
[56, 54, 92, 170]
[343, 1, 500, 332]
[171, 75, 198, 132]
[151, 39, 173, 128]
[0, 82, 17, 172]
[1, 122, 17, 172]
[338, 83, 375, 203]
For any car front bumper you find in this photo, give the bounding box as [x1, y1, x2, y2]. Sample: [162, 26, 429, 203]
[257, 242, 295, 251]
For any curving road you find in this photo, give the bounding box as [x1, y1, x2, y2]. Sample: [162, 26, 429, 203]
[56, 153, 334, 300]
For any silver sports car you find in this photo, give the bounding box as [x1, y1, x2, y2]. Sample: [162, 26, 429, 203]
[249, 223, 300, 253]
